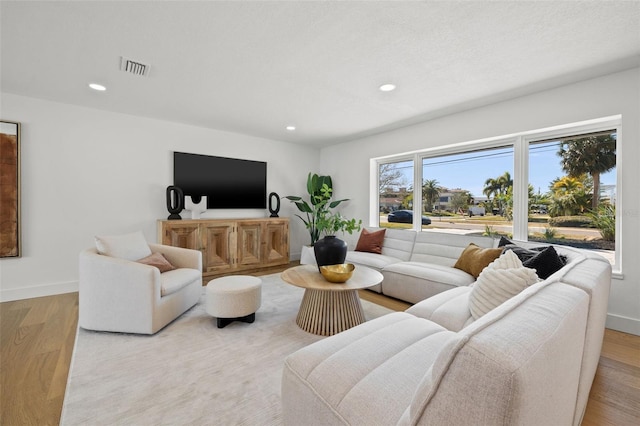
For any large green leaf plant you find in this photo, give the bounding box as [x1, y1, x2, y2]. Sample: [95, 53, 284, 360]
[285, 173, 361, 246]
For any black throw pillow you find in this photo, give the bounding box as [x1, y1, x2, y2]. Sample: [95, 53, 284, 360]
[521, 246, 566, 280]
[502, 244, 538, 262]
[498, 236, 514, 247]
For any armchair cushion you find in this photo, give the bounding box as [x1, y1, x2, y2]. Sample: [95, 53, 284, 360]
[160, 268, 202, 297]
[95, 230, 151, 261]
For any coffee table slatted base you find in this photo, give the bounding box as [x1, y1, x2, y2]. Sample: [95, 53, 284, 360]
[296, 289, 366, 336]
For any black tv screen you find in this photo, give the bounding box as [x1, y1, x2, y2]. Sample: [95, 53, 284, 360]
[173, 152, 267, 209]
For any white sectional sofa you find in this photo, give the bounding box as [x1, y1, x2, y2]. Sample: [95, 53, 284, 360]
[283, 233, 612, 426]
[346, 228, 498, 303]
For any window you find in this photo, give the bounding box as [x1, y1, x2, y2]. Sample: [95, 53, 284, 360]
[372, 117, 621, 270]
[527, 131, 617, 266]
[421, 146, 514, 236]
[378, 160, 414, 229]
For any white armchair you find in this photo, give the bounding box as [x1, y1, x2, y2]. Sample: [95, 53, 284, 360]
[79, 243, 203, 334]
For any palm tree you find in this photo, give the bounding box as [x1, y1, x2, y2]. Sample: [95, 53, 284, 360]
[483, 171, 512, 215]
[558, 134, 616, 210]
[551, 176, 584, 194]
[548, 175, 590, 217]
[422, 179, 441, 212]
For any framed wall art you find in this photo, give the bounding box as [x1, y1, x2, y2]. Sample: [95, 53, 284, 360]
[1, 120, 21, 258]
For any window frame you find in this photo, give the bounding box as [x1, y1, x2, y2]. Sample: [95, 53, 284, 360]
[371, 115, 622, 274]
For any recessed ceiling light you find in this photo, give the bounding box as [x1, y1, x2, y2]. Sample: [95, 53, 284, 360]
[89, 83, 106, 91]
[286, 126, 296, 131]
[379, 83, 396, 92]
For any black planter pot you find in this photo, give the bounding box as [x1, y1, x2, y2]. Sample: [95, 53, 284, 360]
[314, 236, 348, 271]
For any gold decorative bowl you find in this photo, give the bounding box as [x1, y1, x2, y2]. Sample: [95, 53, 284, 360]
[319, 263, 355, 283]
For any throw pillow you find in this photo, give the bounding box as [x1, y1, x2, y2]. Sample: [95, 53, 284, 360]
[497, 236, 514, 247]
[95, 230, 152, 261]
[469, 250, 539, 320]
[137, 252, 176, 273]
[453, 243, 503, 278]
[502, 244, 566, 280]
[355, 228, 386, 254]
[502, 244, 539, 262]
[521, 246, 566, 280]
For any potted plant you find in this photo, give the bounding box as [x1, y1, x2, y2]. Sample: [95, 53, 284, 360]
[285, 173, 362, 267]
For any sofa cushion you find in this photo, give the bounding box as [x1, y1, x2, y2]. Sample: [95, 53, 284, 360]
[453, 243, 502, 278]
[95, 230, 152, 261]
[345, 250, 401, 271]
[469, 250, 539, 319]
[410, 231, 497, 266]
[405, 286, 474, 331]
[355, 228, 386, 254]
[160, 268, 201, 297]
[137, 252, 176, 273]
[381, 262, 477, 304]
[377, 228, 417, 261]
[406, 282, 589, 426]
[282, 312, 458, 426]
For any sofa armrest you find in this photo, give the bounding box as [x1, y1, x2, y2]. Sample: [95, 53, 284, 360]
[149, 243, 202, 271]
[405, 286, 474, 332]
[79, 249, 162, 332]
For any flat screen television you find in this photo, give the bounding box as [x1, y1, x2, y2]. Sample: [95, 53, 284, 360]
[173, 152, 267, 209]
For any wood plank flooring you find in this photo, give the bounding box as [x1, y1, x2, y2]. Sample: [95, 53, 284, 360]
[2, 262, 639, 425]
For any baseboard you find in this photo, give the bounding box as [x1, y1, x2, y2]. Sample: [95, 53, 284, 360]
[0, 280, 78, 302]
[606, 313, 640, 336]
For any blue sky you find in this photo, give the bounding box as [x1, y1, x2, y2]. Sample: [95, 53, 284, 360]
[390, 142, 616, 198]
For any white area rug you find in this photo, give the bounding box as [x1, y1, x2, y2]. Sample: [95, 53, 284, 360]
[61, 273, 393, 425]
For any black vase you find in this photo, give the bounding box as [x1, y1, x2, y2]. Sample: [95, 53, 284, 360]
[314, 236, 348, 271]
[166, 186, 183, 220]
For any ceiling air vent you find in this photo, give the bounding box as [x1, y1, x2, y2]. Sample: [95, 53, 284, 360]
[120, 56, 150, 76]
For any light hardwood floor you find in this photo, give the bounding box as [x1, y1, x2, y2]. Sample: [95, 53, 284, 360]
[2, 262, 639, 425]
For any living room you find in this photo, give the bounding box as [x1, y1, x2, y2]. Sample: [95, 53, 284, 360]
[1, 1, 639, 425]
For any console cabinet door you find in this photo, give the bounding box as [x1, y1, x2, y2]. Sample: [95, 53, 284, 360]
[160, 222, 200, 251]
[237, 221, 263, 267]
[201, 222, 234, 273]
[262, 220, 289, 267]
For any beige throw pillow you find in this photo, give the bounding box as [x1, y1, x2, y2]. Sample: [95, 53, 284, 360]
[469, 250, 539, 320]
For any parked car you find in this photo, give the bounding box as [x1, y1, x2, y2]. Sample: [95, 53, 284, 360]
[387, 210, 432, 225]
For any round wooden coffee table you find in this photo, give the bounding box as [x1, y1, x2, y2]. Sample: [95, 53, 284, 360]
[281, 264, 383, 336]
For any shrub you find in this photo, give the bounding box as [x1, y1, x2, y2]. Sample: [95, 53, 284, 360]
[587, 204, 616, 241]
[483, 225, 499, 237]
[548, 215, 593, 228]
[543, 227, 557, 241]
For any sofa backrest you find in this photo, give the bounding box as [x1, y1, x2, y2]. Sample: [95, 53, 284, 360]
[403, 281, 589, 426]
[372, 228, 417, 262]
[496, 242, 611, 425]
[409, 231, 497, 266]
[554, 249, 612, 425]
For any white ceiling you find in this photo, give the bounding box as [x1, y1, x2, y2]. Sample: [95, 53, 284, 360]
[1, 1, 639, 146]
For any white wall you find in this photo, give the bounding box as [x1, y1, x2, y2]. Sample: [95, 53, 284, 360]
[320, 68, 640, 335]
[0, 94, 320, 301]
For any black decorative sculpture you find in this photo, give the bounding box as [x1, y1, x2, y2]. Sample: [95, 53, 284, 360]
[166, 186, 183, 220]
[268, 192, 280, 217]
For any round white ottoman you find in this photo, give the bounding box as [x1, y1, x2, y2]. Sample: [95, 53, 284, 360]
[206, 276, 262, 328]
